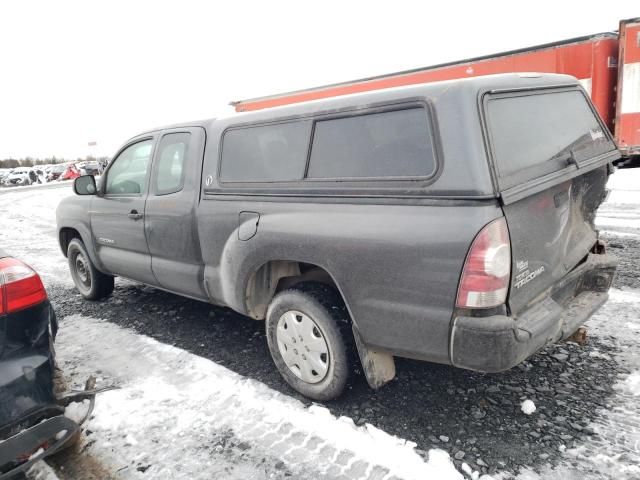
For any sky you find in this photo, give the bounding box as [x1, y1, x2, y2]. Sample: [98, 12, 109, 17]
[0, 0, 638, 159]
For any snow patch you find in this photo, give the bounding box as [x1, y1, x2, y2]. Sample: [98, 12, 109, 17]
[620, 372, 640, 396]
[56, 315, 464, 479]
[0, 185, 74, 287]
[520, 400, 536, 415]
[605, 168, 640, 205]
[27, 461, 61, 480]
[28, 447, 45, 461]
[64, 400, 90, 423]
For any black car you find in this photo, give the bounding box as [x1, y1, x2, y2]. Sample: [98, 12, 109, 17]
[0, 251, 98, 479]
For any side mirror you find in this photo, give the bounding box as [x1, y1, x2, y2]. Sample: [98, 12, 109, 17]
[74, 175, 97, 195]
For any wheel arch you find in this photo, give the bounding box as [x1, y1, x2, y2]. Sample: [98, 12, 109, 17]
[243, 260, 357, 327]
[57, 225, 103, 271]
[59, 226, 82, 257]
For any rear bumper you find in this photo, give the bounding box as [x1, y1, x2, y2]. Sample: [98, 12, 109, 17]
[0, 413, 79, 480]
[450, 252, 617, 372]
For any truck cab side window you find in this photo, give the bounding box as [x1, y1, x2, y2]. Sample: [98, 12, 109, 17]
[105, 140, 153, 195]
[154, 133, 190, 195]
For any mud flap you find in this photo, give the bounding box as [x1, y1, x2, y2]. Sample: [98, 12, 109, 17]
[352, 325, 396, 389]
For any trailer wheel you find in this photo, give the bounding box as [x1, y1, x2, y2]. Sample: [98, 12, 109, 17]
[266, 282, 349, 401]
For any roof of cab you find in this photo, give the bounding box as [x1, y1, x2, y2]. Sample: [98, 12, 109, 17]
[130, 119, 213, 139]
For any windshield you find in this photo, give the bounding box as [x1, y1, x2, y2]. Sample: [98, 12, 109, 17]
[486, 89, 616, 189]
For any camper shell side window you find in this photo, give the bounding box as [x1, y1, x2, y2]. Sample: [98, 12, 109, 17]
[216, 102, 440, 189]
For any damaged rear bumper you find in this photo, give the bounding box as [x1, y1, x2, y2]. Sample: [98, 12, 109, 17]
[0, 298, 109, 477]
[0, 412, 79, 479]
[450, 252, 617, 372]
[0, 379, 101, 480]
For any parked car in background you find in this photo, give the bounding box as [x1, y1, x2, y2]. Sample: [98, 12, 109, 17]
[60, 164, 81, 181]
[57, 74, 618, 401]
[82, 162, 101, 176]
[0, 169, 12, 186]
[47, 164, 67, 182]
[30, 168, 45, 184]
[4, 167, 34, 186]
[0, 251, 98, 478]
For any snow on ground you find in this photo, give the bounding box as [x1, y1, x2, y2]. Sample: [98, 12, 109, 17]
[520, 400, 536, 416]
[621, 372, 640, 396]
[515, 288, 640, 480]
[595, 167, 640, 238]
[0, 184, 74, 286]
[28, 461, 62, 480]
[56, 314, 464, 480]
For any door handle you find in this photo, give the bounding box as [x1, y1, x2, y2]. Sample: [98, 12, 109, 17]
[128, 209, 144, 220]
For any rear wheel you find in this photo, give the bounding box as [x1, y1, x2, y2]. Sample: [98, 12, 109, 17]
[67, 238, 114, 300]
[266, 282, 349, 401]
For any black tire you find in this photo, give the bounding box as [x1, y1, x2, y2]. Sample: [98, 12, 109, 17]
[266, 282, 349, 401]
[67, 238, 114, 300]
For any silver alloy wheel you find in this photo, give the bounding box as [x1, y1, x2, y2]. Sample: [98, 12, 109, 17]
[276, 310, 330, 384]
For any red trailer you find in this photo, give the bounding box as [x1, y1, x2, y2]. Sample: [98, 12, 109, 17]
[616, 18, 640, 159]
[231, 18, 640, 165]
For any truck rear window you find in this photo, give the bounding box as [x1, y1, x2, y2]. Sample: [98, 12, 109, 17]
[486, 90, 616, 188]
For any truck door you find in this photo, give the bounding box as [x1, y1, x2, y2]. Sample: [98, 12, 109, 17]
[91, 137, 158, 285]
[615, 17, 640, 160]
[144, 127, 208, 299]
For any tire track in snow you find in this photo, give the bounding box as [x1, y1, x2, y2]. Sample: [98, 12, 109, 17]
[55, 315, 464, 480]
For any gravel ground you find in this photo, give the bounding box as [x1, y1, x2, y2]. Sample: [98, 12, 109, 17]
[602, 233, 640, 290]
[46, 232, 638, 478]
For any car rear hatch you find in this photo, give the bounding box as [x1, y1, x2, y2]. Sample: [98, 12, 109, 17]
[483, 85, 620, 314]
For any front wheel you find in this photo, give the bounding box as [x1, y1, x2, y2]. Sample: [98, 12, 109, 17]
[266, 282, 349, 401]
[67, 238, 114, 300]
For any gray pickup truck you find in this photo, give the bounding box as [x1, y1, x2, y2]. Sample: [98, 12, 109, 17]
[57, 73, 618, 400]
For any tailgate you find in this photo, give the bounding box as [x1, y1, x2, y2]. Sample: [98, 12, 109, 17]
[483, 86, 620, 314]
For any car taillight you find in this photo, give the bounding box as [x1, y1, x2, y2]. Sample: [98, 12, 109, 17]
[456, 218, 511, 309]
[0, 257, 48, 314]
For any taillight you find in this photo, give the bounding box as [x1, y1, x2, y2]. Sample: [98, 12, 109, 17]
[456, 218, 511, 309]
[0, 257, 48, 314]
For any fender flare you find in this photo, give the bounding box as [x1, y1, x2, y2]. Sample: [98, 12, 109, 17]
[58, 224, 105, 273]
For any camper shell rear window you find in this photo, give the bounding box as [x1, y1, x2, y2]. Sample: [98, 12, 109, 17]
[485, 88, 616, 189]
